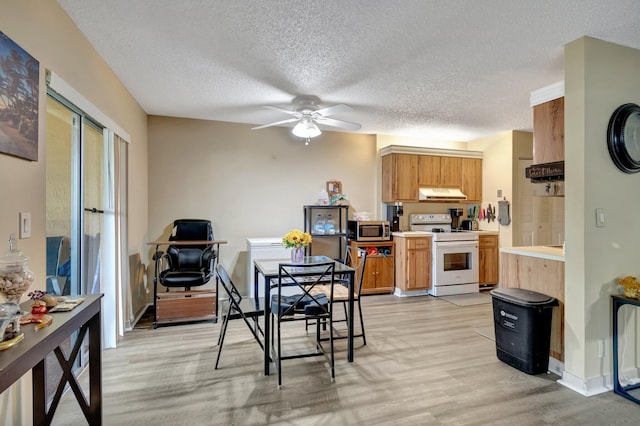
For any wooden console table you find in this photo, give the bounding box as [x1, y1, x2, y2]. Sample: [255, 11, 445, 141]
[0, 294, 103, 425]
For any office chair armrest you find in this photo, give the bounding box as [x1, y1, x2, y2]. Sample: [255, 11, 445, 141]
[152, 250, 165, 261]
[153, 251, 172, 273]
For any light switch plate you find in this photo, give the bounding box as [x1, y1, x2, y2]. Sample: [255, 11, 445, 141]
[19, 212, 31, 238]
[596, 208, 605, 227]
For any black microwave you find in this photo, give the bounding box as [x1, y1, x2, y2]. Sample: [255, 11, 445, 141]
[347, 220, 391, 241]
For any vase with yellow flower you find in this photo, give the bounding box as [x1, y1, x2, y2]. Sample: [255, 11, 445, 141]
[282, 229, 312, 262]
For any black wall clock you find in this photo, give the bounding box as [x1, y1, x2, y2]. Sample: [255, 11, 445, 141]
[607, 103, 640, 173]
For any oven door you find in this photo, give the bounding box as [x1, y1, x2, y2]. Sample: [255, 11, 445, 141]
[433, 240, 479, 286]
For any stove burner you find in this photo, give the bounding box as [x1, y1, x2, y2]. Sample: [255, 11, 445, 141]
[431, 228, 445, 233]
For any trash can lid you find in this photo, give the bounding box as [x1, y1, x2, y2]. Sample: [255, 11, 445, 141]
[490, 287, 558, 306]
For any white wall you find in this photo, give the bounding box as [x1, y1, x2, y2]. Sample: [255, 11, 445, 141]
[147, 116, 377, 294]
[563, 37, 640, 394]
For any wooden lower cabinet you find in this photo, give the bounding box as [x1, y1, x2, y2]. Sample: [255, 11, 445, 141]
[478, 234, 499, 286]
[500, 252, 564, 361]
[348, 241, 395, 294]
[394, 236, 431, 292]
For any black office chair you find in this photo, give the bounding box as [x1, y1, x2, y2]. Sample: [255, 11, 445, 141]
[270, 261, 336, 389]
[153, 219, 217, 327]
[154, 219, 217, 291]
[215, 264, 265, 369]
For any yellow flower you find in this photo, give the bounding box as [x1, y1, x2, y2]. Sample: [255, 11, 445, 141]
[282, 229, 312, 248]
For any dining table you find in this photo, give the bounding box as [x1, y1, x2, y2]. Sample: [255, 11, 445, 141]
[253, 255, 356, 375]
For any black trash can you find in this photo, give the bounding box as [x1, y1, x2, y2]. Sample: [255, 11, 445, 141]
[490, 288, 558, 374]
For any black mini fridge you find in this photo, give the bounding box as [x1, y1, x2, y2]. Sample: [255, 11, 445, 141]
[490, 288, 558, 374]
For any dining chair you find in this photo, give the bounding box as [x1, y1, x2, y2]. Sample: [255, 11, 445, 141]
[308, 246, 368, 345]
[270, 261, 336, 389]
[215, 264, 265, 369]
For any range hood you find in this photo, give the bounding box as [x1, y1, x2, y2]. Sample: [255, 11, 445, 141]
[418, 187, 467, 201]
[525, 161, 564, 182]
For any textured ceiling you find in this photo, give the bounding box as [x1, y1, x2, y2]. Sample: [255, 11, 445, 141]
[56, 0, 640, 141]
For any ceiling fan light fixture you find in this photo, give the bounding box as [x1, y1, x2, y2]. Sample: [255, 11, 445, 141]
[292, 117, 321, 138]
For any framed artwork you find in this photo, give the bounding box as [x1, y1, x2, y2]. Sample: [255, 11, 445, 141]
[326, 180, 342, 196]
[0, 30, 39, 161]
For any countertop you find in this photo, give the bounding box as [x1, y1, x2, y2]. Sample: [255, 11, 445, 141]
[500, 245, 564, 262]
[392, 230, 499, 238]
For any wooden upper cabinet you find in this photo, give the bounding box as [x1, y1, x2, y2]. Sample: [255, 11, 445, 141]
[418, 156, 462, 188]
[439, 157, 462, 188]
[418, 155, 440, 186]
[533, 97, 564, 164]
[383, 151, 482, 203]
[382, 153, 418, 203]
[461, 158, 482, 203]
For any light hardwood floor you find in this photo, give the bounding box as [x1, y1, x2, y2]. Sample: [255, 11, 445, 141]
[52, 294, 639, 425]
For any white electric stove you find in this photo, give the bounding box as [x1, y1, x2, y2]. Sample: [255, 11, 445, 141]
[409, 214, 479, 296]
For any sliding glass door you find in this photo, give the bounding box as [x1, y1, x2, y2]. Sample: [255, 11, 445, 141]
[45, 93, 117, 347]
[81, 120, 105, 297]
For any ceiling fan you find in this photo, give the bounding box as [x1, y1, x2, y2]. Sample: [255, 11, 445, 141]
[252, 95, 361, 144]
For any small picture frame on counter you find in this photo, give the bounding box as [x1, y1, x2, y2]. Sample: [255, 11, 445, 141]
[326, 180, 342, 196]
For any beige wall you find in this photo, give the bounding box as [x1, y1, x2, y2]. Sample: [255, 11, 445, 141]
[147, 116, 377, 294]
[0, 0, 148, 282]
[511, 131, 535, 246]
[468, 131, 521, 248]
[0, 1, 148, 422]
[563, 37, 640, 393]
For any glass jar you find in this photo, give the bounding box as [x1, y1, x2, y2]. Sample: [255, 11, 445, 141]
[0, 234, 35, 304]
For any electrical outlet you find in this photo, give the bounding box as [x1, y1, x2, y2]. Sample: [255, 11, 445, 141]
[497, 189, 502, 198]
[19, 212, 31, 239]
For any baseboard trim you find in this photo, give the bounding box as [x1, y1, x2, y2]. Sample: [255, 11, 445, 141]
[558, 370, 612, 397]
[126, 302, 152, 331]
[393, 288, 429, 297]
[548, 357, 564, 377]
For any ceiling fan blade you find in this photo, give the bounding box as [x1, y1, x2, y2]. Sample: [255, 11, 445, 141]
[252, 117, 299, 130]
[264, 105, 300, 116]
[314, 104, 352, 117]
[315, 116, 361, 131]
